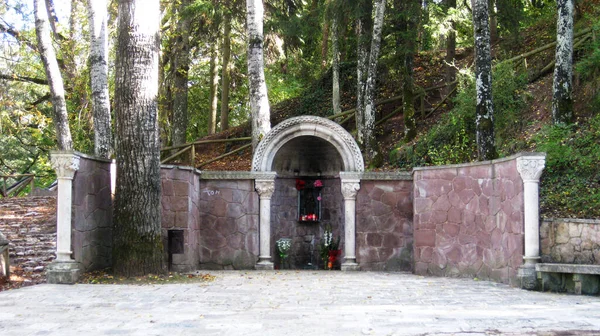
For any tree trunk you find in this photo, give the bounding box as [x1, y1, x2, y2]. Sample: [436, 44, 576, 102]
[208, 42, 219, 135]
[355, 0, 373, 147]
[445, 0, 457, 101]
[473, 0, 497, 161]
[220, 9, 232, 132]
[87, 0, 113, 158]
[489, 0, 498, 43]
[113, 0, 164, 276]
[44, 0, 60, 39]
[332, 16, 341, 115]
[321, 10, 330, 70]
[34, 0, 73, 151]
[552, 0, 574, 124]
[402, 0, 419, 142]
[247, 0, 271, 150]
[171, 0, 191, 147]
[363, 0, 387, 162]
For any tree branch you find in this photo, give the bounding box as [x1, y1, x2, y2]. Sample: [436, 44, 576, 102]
[0, 22, 38, 51]
[0, 73, 48, 85]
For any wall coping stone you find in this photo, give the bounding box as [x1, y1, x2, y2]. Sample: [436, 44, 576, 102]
[412, 152, 546, 172]
[542, 218, 600, 225]
[360, 171, 412, 180]
[201, 171, 277, 180]
[74, 151, 112, 163]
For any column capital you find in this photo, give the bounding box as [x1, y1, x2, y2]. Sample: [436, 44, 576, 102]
[255, 179, 275, 199]
[50, 151, 80, 179]
[341, 180, 360, 200]
[516, 155, 545, 182]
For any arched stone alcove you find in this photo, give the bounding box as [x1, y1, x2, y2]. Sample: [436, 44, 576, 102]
[251, 116, 364, 271]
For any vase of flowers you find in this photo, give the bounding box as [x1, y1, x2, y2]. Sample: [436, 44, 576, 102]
[319, 225, 340, 270]
[276, 238, 292, 269]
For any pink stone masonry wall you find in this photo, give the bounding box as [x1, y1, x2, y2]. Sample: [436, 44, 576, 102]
[413, 158, 524, 285]
[197, 179, 259, 270]
[72, 155, 113, 272]
[356, 180, 413, 271]
[161, 167, 199, 272]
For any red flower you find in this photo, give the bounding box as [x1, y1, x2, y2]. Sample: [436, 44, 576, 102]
[295, 179, 305, 190]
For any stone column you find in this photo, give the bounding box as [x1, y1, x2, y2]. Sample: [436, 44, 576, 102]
[340, 172, 361, 271]
[48, 151, 82, 284]
[255, 175, 276, 270]
[516, 154, 546, 289]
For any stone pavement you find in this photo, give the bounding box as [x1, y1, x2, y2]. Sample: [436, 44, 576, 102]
[0, 271, 599, 336]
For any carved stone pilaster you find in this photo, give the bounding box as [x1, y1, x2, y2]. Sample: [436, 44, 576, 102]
[255, 175, 276, 270]
[50, 152, 80, 180]
[48, 151, 82, 284]
[255, 180, 275, 199]
[341, 181, 360, 200]
[517, 156, 545, 182]
[516, 154, 546, 290]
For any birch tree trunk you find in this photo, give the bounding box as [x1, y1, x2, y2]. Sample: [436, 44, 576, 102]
[445, 0, 457, 100]
[473, 0, 497, 160]
[552, 0, 574, 124]
[247, 0, 271, 150]
[34, 0, 73, 151]
[363, 0, 387, 162]
[87, 0, 112, 158]
[113, 0, 163, 276]
[208, 42, 219, 135]
[332, 16, 341, 115]
[172, 0, 191, 146]
[355, 0, 372, 147]
[220, 8, 232, 132]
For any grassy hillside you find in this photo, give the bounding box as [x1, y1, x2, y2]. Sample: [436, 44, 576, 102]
[192, 2, 599, 219]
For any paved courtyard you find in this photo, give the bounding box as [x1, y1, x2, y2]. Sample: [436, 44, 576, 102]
[0, 271, 599, 336]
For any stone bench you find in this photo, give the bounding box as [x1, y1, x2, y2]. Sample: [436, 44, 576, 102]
[536, 263, 600, 295]
[0, 230, 9, 277]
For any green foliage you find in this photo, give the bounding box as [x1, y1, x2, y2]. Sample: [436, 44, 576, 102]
[533, 114, 600, 218]
[575, 18, 600, 110]
[392, 62, 528, 168]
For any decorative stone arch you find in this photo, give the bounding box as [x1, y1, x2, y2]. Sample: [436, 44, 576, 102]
[252, 116, 364, 271]
[252, 116, 364, 173]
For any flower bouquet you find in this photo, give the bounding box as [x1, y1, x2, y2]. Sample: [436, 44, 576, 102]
[319, 225, 340, 270]
[276, 238, 292, 269]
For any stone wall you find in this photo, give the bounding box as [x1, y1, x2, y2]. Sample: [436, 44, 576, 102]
[541, 218, 600, 264]
[356, 174, 413, 271]
[160, 166, 199, 272]
[271, 178, 343, 269]
[413, 155, 525, 285]
[71, 154, 112, 272]
[197, 176, 259, 270]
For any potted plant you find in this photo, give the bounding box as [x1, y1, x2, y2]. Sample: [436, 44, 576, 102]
[276, 238, 292, 269]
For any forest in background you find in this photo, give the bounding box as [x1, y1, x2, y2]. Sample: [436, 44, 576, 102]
[0, 0, 598, 219]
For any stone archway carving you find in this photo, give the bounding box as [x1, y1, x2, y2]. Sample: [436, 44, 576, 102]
[252, 116, 364, 173]
[252, 116, 364, 271]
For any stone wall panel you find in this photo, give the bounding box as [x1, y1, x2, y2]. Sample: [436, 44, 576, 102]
[413, 156, 525, 285]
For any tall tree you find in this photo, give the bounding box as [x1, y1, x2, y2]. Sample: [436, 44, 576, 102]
[445, 0, 457, 101]
[355, 0, 373, 147]
[34, 0, 73, 150]
[113, 0, 163, 276]
[171, 0, 192, 147]
[208, 40, 219, 135]
[395, 0, 419, 142]
[331, 12, 341, 115]
[87, 0, 113, 158]
[552, 0, 574, 124]
[362, 0, 387, 162]
[220, 7, 232, 131]
[473, 0, 497, 160]
[247, 0, 271, 150]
